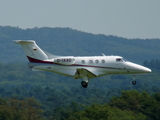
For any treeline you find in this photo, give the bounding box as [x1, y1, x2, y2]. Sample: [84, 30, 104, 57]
[65, 90, 160, 120]
[0, 26, 160, 63]
[0, 90, 160, 120]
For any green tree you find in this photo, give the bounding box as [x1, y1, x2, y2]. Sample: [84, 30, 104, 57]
[66, 104, 146, 120]
[109, 90, 159, 120]
[0, 98, 44, 120]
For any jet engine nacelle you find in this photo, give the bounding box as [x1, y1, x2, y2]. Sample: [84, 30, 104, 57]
[54, 57, 75, 65]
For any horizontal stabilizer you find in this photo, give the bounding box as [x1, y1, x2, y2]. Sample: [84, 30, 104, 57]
[14, 40, 35, 44]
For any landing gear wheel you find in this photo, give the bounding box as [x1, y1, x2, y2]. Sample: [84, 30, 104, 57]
[81, 81, 88, 88]
[132, 81, 136, 85]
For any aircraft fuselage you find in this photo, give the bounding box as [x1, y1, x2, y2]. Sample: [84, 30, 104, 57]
[15, 40, 151, 88]
[28, 56, 151, 77]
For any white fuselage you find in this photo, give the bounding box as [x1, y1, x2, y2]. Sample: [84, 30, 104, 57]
[15, 40, 151, 88]
[28, 55, 151, 78]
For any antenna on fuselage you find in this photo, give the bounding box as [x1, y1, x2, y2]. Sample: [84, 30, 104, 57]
[102, 53, 106, 56]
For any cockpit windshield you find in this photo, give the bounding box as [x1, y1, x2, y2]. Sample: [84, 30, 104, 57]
[116, 58, 128, 62]
[116, 58, 123, 62]
[122, 58, 128, 62]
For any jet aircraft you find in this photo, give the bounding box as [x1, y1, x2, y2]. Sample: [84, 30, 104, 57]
[14, 40, 151, 88]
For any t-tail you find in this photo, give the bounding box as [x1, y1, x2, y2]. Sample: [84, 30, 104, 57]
[14, 40, 48, 62]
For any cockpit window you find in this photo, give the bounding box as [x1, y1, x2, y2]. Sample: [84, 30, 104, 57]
[122, 58, 128, 62]
[116, 58, 123, 62]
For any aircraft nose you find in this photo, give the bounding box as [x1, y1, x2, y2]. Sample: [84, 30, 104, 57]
[126, 62, 152, 74]
[142, 67, 152, 73]
[136, 65, 152, 73]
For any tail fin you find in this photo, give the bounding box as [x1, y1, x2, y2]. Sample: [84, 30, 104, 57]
[14, 40, 48, 62]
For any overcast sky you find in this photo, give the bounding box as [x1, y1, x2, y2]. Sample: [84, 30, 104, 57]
[0, 0, 160, 39]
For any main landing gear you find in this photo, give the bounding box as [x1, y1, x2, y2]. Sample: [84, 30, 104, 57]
[81, 81, 88, 88]
[81, 76, 89, 88]
[132, 75, 136, 85]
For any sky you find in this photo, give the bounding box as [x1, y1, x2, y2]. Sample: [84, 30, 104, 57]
[0, 0, 160, 39]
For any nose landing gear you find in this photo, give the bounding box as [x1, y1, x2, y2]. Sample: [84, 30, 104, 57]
[132, 75, 136, 85]
[132, 81, 137, 85]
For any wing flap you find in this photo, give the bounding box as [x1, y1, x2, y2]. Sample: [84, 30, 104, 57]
[74, 68, 98, 79]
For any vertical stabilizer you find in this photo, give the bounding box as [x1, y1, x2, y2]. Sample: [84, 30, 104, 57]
[14, 40, 48, 62]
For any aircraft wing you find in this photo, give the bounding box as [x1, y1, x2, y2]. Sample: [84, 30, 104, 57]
[74, 68, 98, 79]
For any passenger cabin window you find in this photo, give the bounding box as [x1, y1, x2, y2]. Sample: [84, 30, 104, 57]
[116, 58, 123, 62]
[95, 60, 99, 64]
[89, 60, 93, 64]
[101, 60, 105, 63]
[81, 60, 85, 64]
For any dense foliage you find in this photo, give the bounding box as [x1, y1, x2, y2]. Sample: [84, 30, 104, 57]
[0, 26, 160, 119]
[0, 59, 159, 119]
[0, 98, 43, 120]
[0, 88, 160, 120]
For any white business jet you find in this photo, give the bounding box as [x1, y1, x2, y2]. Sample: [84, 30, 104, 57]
[14, 40, 151, 88]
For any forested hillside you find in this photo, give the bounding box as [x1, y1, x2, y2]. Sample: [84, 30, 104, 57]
[0, 26, 160, 63]
[0, 26, 160, 119]
[0, 60, 160, 119]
